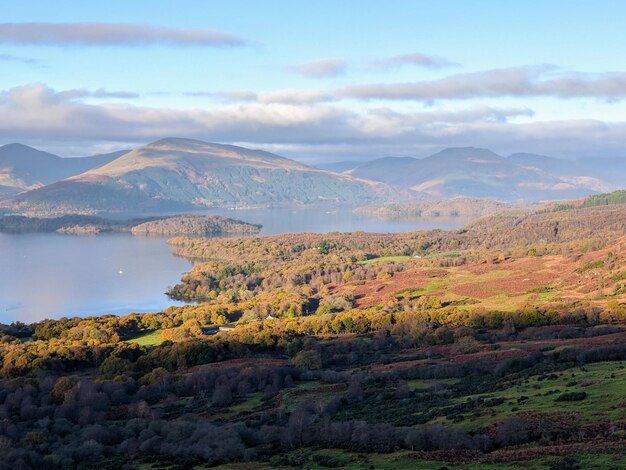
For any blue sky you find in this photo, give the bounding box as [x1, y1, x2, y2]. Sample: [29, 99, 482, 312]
[1, 0, 626, 162]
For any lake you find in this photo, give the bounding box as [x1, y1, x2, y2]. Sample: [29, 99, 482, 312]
[0, 207, 471, 323]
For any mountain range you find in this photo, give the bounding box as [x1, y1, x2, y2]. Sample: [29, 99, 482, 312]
[344, 147, 620, 201]
[0, 140, 623, 215]
[0, 138, 399, 215]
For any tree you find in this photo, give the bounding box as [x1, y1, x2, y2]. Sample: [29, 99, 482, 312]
[293, 350, 322, 370]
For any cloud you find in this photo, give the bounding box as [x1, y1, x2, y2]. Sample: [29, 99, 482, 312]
[376, 52, 459, 69]
[288, 59, 347, 78]
[0, 22, 248, 47]
[0, 84, 352, 144]
[338, 66, 626, 103]
[199, 66, 626, 106]
[2, 83, 626, 161]
[0, 52, 38, 63]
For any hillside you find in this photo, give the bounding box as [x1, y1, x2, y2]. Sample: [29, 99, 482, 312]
[346, 147, 619, 202]
[2, 138, 402, 214]
[0, 143, 126, 197]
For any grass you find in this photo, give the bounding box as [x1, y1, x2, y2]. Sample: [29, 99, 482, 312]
[124, 329, 163, 346]
[433, 361, 626, 430]
[395, 279, 445, 300]
[358, 255, 412, 265]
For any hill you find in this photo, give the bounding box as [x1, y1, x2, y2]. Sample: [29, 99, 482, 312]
[2, 138, 402, 215]
[0, 143, 126, 197]
[346, 147, 619, 202]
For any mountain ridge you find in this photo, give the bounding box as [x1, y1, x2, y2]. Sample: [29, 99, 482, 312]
[2, 138, 405, 215]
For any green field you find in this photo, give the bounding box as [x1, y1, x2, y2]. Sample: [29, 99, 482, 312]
[125, 329, 163, 346]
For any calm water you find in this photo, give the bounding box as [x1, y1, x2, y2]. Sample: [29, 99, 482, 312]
[0, 207, 471, 323]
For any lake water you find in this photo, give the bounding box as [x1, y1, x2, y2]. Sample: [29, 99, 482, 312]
[0, 207, 471, 323]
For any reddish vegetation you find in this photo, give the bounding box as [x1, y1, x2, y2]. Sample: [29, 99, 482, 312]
[339, 235, 626, 309]
[348, 269, 445, 308]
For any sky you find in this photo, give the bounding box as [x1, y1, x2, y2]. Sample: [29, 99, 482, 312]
[1, 0, 626, 163]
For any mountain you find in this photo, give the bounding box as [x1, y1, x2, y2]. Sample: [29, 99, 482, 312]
[3, 138, 402, 214]
[0, 143, 127, 197]
[347, 147, 619, 202]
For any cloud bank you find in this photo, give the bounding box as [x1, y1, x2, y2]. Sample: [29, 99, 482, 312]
[339, 66, 626, 102]
[2, 83, 626, 160]
[194, 66, 626, 106]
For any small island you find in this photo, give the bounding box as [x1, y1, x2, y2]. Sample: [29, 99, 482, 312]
[0, 214, 261, 236]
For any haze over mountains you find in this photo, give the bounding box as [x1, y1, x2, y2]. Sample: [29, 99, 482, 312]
[0, 139, 624, 215]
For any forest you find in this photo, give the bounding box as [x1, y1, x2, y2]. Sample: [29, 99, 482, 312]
[0, 198, 625, 469]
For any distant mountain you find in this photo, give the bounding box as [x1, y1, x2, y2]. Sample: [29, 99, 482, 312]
[347, 147, 619, 202]
[0, 143, 127, 197]
[3, 138, 402, 215]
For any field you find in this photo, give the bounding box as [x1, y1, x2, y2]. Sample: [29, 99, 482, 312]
[125, 329, 164, 346]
